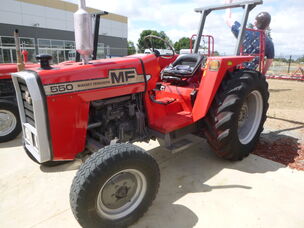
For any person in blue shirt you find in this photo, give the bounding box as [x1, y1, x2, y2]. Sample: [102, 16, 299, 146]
[225, 0, 274, 75]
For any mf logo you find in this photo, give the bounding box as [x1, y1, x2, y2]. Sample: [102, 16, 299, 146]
[110, 69, 137, 84]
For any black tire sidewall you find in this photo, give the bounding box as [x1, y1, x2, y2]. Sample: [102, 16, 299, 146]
[87, 161, 157, 227]
[0, 99, 21, 143]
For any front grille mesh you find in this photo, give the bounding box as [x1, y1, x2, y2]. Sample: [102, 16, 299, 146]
[18, 78, 35, 127]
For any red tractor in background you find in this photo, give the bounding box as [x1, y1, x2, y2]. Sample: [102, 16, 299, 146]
[0, 63, 22, 142]
[0, 47, 41, 142]
[12, 0, 268, 227]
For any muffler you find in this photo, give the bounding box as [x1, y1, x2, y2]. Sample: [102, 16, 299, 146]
[74, 0, 93, 64]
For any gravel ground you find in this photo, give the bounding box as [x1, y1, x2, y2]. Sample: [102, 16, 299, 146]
[253, 79, 304, 170]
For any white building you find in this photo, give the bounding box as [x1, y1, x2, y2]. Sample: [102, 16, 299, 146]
[0, 0, 128, 63]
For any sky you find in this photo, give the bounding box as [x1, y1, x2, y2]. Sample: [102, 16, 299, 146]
[69, 0, 304, 57]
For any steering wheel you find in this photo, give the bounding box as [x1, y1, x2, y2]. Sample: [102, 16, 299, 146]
[143, 35, 175, 59]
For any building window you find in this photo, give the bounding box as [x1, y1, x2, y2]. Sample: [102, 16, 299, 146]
[38, 39, 77, 64]
[0, 36, 107, 63]
[38, 39, 51, 48]
[1, 37, 15, 47]
[65, 41, 75, 49]
[20, 38, 35, 48]
[106, 45, 110, 57]
[97, 43, 105, 59]
[51, 40, 64, 49]
[0, 36, 36, 63]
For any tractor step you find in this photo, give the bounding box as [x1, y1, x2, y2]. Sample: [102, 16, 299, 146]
[166, 138, 193, 153]
[157, 134, 203, 154]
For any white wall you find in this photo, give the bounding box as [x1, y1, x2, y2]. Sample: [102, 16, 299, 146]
[0, 0, 127, 38]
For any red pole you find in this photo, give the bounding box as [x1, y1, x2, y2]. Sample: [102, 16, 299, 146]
[189, 34, 214, 56]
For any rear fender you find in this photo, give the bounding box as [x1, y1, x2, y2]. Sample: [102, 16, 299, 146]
[192, 56, 254, 121]
[0, 64, 16, 80]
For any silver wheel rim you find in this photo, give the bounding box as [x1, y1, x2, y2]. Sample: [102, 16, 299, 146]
[238, 90, 263, 145]
[97, 169, 147, 220]
[0, 110, 17, 137]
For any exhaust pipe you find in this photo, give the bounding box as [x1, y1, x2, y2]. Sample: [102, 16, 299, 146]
[74, 0, 93, 64]
[14, 29, 25, 71]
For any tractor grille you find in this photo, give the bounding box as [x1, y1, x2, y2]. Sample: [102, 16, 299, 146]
[12, 71, 52, 163]
[18, 78, 35, 127]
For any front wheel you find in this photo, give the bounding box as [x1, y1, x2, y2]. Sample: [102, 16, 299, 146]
[204, 70, 269, 161]
[70, 143, 160, 228]
[0, 99, 21, 143]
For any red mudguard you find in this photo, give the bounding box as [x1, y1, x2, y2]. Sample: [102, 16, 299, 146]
[192, 56, 254, 121]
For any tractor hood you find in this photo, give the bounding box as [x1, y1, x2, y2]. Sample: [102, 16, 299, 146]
[14, 54, 164, 98]
[0, 63, 38, 79]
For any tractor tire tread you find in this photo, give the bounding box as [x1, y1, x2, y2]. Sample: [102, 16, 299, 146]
[204, 69, 269, 161]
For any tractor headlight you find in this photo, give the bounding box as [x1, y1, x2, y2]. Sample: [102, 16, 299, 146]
[209, 60, 220, 71]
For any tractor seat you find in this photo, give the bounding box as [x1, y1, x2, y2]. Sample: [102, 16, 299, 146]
[161, 54, 205, 83]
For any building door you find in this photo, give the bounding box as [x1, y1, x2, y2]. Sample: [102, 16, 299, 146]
[50, 49, 65, 64]
[58, 50, 65, 63]
[2, 48, 17, 63]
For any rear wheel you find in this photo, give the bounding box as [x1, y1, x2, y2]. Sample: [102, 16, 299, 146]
[70, 143, 160, 228]
[204, 70, 269, 160]
[0, 100, 21, 143]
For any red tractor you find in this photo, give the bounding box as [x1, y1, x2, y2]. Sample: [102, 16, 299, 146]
[12, 0, 268, 227]
[0, 48, 39, 142]
[0, 63, 22, 142]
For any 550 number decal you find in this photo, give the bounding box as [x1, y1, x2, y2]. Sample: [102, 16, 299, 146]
[50, 84, 74, 93]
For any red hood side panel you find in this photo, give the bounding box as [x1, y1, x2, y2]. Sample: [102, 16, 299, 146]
[47, 94, 89, 160]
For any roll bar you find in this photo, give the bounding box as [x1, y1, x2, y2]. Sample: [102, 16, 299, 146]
[92, 11, 109, 60]
[193, 0, 263, 55]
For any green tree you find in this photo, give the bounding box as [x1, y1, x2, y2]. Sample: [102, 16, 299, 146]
[213, 51, 220, 56]
[174, 37, 191, 53]
[128, 41, 136, 55]
[274, 57, 288, 63]
[159, 31, 173, 46]
[296, 55, 304, 63]
[137, 30, 171, 53]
